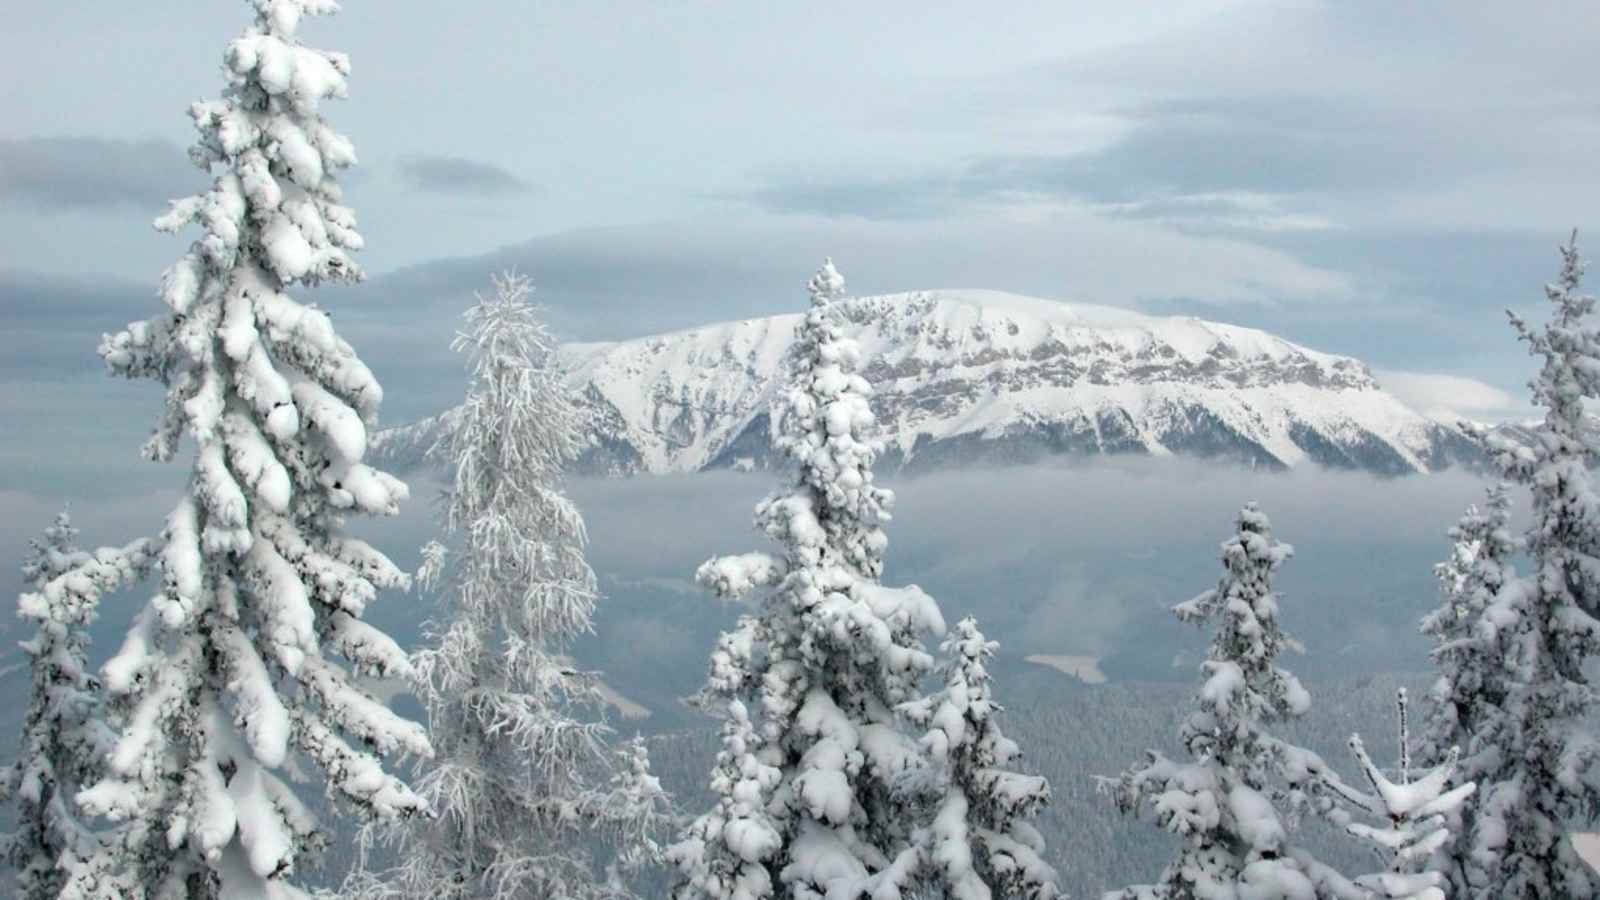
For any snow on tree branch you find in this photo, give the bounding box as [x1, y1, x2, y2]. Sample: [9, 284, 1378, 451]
[899, 617, 1059, 899]
[670, 259, 1046, 900]
[79, 3, 430, 894]
[3, 513, 155, 900]
[1107, 503, 1357, 900]
[1434, 232, 1600, 898]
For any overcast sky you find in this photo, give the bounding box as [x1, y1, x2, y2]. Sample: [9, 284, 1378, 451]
[3, 0, 1598, 519]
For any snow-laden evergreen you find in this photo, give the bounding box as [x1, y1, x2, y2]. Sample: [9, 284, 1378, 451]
[1306, 690, 1475, 900]
[1106, 503, 1352, 900]
[82, 2, 430, 895]
[2, 512, 155, 899]
[1449, 232, 1600, 898]
[1413, 486, 1515, 895]
[899, 617, 1059, 900]
[667, 259, 954, 900]
[345, 272, 669, 900]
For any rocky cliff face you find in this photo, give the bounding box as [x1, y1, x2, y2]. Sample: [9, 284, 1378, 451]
[373, 289, 1484, 476]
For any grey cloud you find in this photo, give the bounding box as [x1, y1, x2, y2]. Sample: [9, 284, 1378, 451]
[589, 459, 1491, 570]
[368, 221, 806, 339]
[351, 229, 782, 419]
[1193, 228, 1569, 385]
[0, 448, 1515, 676]
[0, 270, 149, 378]
[367, 205, 1350, 340]
[563, 460, 1498, 666]
[0, 267, 462, 425]
[749, 93, 1516, 224]
[978, 96, 1503, 201]
[1, 269, 147, 321]
[746, 177, 962, 222]
[0, 137, 189, 211]
[0, 281, 179, 506]
[397, 155, 532, 195]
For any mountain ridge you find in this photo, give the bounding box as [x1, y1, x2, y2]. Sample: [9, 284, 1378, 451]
[372, 289, 1485, 477]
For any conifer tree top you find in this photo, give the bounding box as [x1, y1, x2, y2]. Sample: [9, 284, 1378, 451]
[807, 257, 845, 305]
[1109, 503, 1336, 900]
[764, 258, 894, 580]
[1176, 502, 1308, 744]
[673, 260, 952, 900]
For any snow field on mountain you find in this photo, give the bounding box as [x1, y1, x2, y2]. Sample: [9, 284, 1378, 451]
[554, 289, 1451, 474]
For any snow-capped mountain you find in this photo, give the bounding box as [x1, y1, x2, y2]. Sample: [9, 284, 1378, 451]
[373, 289, 1484, 476]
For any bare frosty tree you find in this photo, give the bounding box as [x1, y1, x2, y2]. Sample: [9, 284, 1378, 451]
[346, 272, 669, 900]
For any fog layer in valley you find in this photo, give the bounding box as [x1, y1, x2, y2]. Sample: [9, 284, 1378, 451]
[0, 458, 1499, 705]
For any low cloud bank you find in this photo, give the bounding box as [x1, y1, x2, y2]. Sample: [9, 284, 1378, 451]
[0, 459, 1506, 698]
[568, 460, 1501, 673]
[572, 459, 1495, 579]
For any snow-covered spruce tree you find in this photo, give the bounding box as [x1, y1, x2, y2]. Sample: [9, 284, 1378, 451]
[1412, 485, 1515, 895]
[1446, 232, 1600, 898]
[1307, 689, 1475, 900]
[2, 512, 154, 899]
[899, 617, 1059, 900]
[1107, 503, 1351, 900]
[345, 272, 669, 900]
[667, 259, 949, 900]
[83, 2, 430, 896]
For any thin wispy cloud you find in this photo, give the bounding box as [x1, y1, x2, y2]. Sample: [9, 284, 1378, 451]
[564, 461, 1496, 662]
[397, 155, 532, 195]
[1375, 369, 1528, 424]
[0, 271, 149, 378]
[746, 89, 1528, 231]
[0, 136, 187, 211]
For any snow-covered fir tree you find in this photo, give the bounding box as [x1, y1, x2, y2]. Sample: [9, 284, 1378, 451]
[1413, 486, 1515, 895]
[899, 617, 1059, 900]
[667, 259, 952, 900]
[5, 511, 104, 898]
[1107, 503, 1350, 900]
[2, 512, 154, 899]
[1449, 232, 1600, 898]
[344, 272, 669, 900]
[82, 2, 431, 895]
[1307, 689, 1475, 900]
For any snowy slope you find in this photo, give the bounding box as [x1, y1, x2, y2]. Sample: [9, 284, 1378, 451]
[373, 289, 1483, 476]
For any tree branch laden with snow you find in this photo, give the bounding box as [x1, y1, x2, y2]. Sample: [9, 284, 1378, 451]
[1412, 486, 1515, 896]
[900, 617, 1059, 900]
[1107, 503, 1355, 900]
[669, 259, 965, 900]
[1447, 233, 1600, 898]
[83, 2, 429, 895]
[3, 513, 155, 900]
